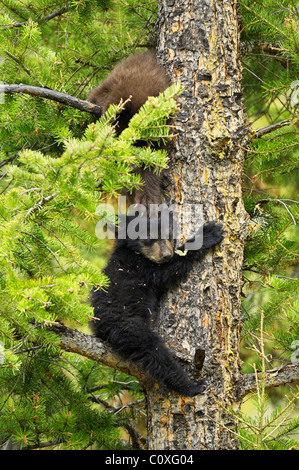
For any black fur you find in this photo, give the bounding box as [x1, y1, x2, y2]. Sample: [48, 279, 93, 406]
[90, 216, 223, 397]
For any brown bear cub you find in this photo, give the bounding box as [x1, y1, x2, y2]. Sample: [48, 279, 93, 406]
[88, 50, 171, 211]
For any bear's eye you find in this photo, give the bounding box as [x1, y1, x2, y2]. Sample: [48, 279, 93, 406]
[142, 238, 156, 247]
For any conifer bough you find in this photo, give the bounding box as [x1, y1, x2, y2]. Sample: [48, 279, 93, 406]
[46, 323, 299, 400]
[1, 84, 103, 116]
[1, 83, 292, 137]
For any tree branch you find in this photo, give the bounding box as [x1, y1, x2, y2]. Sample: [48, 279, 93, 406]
[254, 119, 292, 138]
[1, 6, 71, 29]
[45, 323, 145, 382]
[241, 41, 281, 54]
[0, 84, 102, 116]
[46, 325, 299, 403]
[22, 192, 58, 223]
[237, 363, 299, 400]
[241, 41, 294, 66]
[90, 394, 146, 449]
[0, 154, 19, 168]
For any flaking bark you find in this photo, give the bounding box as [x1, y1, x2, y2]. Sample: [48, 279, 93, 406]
[47, 324, 299, 398]
[1, 84, 102, 116]
[46, 323, 145, 382]
[145, 0, 250, 450]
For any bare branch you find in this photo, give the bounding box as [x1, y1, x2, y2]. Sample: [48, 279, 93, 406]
[0, 84, 102, 116]
[241, 40, 295, 68]
[46, 324, 299, 404]
[4, 51, 34, 78]
[45, 323, 145, 382]
[0, 154, 19, 168]
[89, 393, 146, 448]
[39, 6, 70, 24]
[237, 363, 299, 400]
[256, 198, 298, 225]
[22, 192, 58, 223]
[254, 119, 292, 138]
[241, 41, 283, 56]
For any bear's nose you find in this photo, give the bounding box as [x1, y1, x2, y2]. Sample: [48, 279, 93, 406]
[161, 249, 173, 262]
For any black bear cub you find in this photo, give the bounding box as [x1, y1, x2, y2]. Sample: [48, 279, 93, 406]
[91, 213, 223, 397]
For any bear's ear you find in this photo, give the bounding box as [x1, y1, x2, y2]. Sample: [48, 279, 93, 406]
[127, 203, 148, 218]
[116, 213, 155, 241]
[114, 213, 140, 240]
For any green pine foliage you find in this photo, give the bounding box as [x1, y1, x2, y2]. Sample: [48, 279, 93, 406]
[240, 0, 299, 449]
[0, 82, 178, 447]
[0, 353, 123, 450]
[0, 0, 298, 450]
[0, 0, 174, 449]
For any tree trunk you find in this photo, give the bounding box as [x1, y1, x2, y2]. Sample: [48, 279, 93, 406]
[145, 0, 250, 450]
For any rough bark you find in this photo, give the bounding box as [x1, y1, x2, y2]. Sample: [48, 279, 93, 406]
[237, 363, 299, 400]
[46, 323, 145, 382]
[47, 324, 299, 405]
[1, 84, 102, 116]
[144, 0, 250, 450]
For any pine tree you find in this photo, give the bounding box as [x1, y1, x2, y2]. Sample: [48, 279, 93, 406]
[0, 0, 298, 450]
[0, 0, 171, 449]
[239, 0, 299, 449]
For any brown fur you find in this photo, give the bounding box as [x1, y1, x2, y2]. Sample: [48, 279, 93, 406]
[139, 239, 174, 264]
[132, 167, 163, 211]
[88, 51, 171, 212]
[88, 51, 170, 132]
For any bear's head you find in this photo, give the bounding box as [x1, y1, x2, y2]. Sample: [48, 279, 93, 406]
[116, 212, 175, 264]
